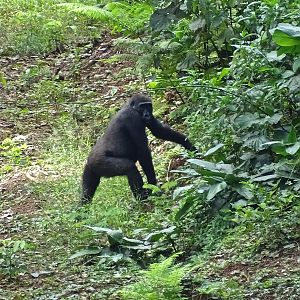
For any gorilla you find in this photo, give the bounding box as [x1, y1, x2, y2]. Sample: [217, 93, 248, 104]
[81, 93, 195, 204]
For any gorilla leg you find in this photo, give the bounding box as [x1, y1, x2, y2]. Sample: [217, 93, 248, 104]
[81, 164, 101, 204]
[127, 166, 151, 200]
[81, 156, 149, 204]
[101, 157, 149, 200]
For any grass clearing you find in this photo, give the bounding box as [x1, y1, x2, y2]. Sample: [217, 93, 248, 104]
[1, 108, 176, 299]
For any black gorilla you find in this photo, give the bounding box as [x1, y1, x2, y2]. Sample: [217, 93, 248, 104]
[81, 94, 195, 204]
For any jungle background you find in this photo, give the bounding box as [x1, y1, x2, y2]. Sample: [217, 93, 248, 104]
[1, 0, 300, 299]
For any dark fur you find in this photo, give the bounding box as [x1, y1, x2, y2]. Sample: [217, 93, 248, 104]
[81, 94, 195, 204]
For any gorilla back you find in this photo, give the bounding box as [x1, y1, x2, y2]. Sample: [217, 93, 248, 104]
[81, 94, 195, 204]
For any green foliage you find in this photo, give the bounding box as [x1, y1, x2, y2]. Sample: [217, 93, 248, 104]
[121, 255, 188, 300]
[197, 279, 244, 300]
[60, 1, 153, 35]
[0, 137, 29, 174]
[0, 239, 29, 278]
[58, 2, 112, 23]
[0, 0, 99, 55]
[1, 0, 300, 298]
[29, 79, 76, 105]
[272, 23, 300, 53]
[70, 225, 177, 263]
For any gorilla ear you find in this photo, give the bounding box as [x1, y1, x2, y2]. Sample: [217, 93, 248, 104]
[130, 100, 135, 108]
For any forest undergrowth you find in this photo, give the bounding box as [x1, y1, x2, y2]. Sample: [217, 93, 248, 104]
[1, 1, 300, 299]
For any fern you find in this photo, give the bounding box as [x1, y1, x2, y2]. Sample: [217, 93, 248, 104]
[121, 255, 189, 300]
[59, 1, 152, 35]
[113, 37, 156, 72]
[105, 1, 153, 32]
[58, 3, 113, 22]
[114, 38, 152, 54]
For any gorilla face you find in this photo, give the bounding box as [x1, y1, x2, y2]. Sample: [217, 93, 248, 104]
[137, 102, 153, 124]
[130, 96, 153, 125]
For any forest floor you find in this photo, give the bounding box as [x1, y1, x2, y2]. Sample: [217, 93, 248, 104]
[0, 36, 142, 299]
[1, 36, 300, 300]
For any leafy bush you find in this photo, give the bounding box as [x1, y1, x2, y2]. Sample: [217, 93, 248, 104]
[59, 1, 153, 36]
[0, 0, 99, 55]
[0, 137, 30, 174]
[0, 239, 29, 278]
[121, 255, 188, 300]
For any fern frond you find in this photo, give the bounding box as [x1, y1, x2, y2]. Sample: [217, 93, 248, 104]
[136, 54, 155, 70]
[105, 1, 152, 33]
[114, 37, 152, 54]
[104, 2, 129, 11]
[58, 3, 113, 22]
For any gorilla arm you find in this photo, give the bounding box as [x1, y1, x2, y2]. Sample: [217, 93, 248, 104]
[147, 118, 195, 151]
[127, 123, 157, 185]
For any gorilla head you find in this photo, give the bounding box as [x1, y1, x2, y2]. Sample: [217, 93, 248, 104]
[129, 94, 153, 125]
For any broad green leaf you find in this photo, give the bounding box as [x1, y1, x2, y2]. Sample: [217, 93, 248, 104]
[267, 113, 282, 124]
[217, 163, 234, 174]
[145, 226, 176, 242]
[286, 142, 300, 155]
[207, 182, 227, 200]
[159, 226, 177, 234]
[286, 75, 300, 93]
[175, 197, 194, 221]
[172, 185, 193, 199]
[123, 244, 152, 250]
[13, 240, 26, 252]
[161, 181, 177, 191]
[218, 68, 230, 81]
[282, 70, 295, 79]
[231, 199, 248, 209]
[108, 231, 123, 245]
[235, 112, 259, 129]
[204, 143, 224, 157]
[144, 232, 163, 242]
[233, 186, 254, 199]
[276, 170, 300, 180]
[122, 237, 144, 245]
[275, 23, 300, 38]
[143, 183, 161, 193]
[109, 253, 124, 263]
[287, 127, 297, 143]
[197, 168, 226, 179]
[225, 174, 246, 184]
[266, 51, 285, 62]
[188, 159, 217, 171]
[272, 144, 288, 156]
[85, 226, 123, 243]
[272, 23, 300, 47]
[148, 81, 158, 88]
[189, 17, 206, 31]
[69, 247, 101, 260]
[188, 159, 234, 174]
[174, 168, 199, 176]
[293, 58, 300, 73]
[150, 8, 173, 31]
[252, 174, 278, 182]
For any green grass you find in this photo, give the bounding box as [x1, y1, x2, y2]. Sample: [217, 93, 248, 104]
[1, 114, 168, 299]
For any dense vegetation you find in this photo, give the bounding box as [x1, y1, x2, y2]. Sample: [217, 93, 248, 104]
[1, 0, 300, 299]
